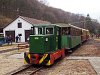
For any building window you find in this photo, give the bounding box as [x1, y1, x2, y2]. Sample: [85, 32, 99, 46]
[18, 22, 22, 28]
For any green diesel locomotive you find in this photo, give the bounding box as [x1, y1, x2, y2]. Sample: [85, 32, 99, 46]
[24, 23, 89, 66]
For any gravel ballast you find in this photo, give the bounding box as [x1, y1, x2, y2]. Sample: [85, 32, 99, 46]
[35, 59, 97, 75]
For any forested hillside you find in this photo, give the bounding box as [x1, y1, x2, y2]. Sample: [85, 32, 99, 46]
[0, 0, 100, 33]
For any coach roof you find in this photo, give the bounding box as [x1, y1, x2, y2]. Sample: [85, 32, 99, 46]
[56, 23, 82, 30]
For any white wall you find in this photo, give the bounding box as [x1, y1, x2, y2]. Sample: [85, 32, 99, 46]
[3, 17, 32, 42]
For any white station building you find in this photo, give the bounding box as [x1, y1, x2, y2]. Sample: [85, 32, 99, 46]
[3, 16, 50, 42]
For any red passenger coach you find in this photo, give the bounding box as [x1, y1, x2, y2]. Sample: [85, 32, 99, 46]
[81, 29, 90, 42]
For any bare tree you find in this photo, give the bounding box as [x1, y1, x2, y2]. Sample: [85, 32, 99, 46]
[38, 0, 49, 5]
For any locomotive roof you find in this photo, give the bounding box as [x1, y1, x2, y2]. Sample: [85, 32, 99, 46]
[32, 24, 54, 26]
[32, 23, 89, 31]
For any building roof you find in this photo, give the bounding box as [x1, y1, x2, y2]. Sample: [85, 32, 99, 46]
[19, 16, 50, 24]
[3, 16, 50, 28]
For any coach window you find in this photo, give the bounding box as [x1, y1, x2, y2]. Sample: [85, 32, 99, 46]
[46, 27, 53, 35]
[71, 28, 73, 35]
[75, 29, 77, 36]
[66, 28, 69, 35]
[62, 29, 65, 35]
[18, 22, 22, 28]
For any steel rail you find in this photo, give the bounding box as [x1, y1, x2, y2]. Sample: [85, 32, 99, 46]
[29, 66, 43, 75]
[6, 64, 31, 75]
[6, 65, 43, 75]
[0, 48, 18, 54]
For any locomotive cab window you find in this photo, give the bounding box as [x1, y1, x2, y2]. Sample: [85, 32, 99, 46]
[35, 27, 43, 35]
[31, 26, 43, 35]
[46, 27, 54, 35]
[38, 28, 43, 34]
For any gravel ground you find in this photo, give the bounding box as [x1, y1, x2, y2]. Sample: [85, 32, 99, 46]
[0, 58, 24, 75]
[0, 39, 99, 75]
[71, 39, 100, 56]
[0, 44, 18, 51]
[0, 48, 29, 75]
[35, 58, 97, 75]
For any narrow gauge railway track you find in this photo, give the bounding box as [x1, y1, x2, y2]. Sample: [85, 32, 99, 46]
[6, 65, 43, 75]
[0, 43, 29, 54]
[0, 48, 18, 54]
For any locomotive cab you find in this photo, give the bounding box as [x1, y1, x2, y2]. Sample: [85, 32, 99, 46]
[29, 24, 58, 54]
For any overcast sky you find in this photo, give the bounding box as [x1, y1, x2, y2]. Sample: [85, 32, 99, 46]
[47, 0, 100, 22]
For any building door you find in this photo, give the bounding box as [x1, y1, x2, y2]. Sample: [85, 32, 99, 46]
[25, 30, 31, 42]
[5, 31, 15, 42]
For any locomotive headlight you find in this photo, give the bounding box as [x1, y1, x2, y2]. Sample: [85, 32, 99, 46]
[45, 38, 48, 41]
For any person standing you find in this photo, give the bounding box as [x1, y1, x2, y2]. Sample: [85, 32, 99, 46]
[7, 36, 10, 45]
[19, 36, 21, 42]
[9, 35, 12, 45]
[4, 35, 7, 43]
[16, 35, 19, 43]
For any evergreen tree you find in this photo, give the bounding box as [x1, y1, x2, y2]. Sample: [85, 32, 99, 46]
[85, 14, 95, 33]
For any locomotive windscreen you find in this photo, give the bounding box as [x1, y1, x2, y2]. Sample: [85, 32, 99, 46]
[31, 27, 43, 35]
